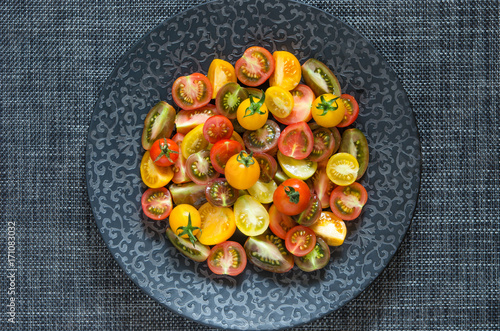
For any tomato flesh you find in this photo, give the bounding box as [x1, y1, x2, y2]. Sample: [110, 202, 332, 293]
[141, 101, 176, 150]
[166, 227, 210, 262]
[172, 73, 213, 110]
[208, 241, 247, 276]
[268, 204, 298, 239]
[209, 139, 243, 174]
[171, 133, 191, 184]
[309, 127, 335, 162]
[330, 182, 368, 221]
[278, 121, 314, 160]
[243, 120, 281, 154]
[244, 233, 294, 273]
[205, 178, 239, 207]
[337, 94, 360, 128]
[186, 150, 220, 185]
[203, 115, 234, 144]
[197, 202, 236, 246]
[285, 225, 317, 257]
[294, 237, 330, 272]
[235, 46, 275, 87]
[141, 187, 173, 220]
[275, 84, 314, 125]
[175, 104, 216, 135]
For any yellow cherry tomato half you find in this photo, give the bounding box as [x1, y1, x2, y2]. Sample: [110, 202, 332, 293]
[181, 123, 209, 159]
[265, 86, 294, 119]
[277, 150, 317, 180]
[169, 204, 202, 240]
[236, 94, 268, 131]
[311, 94, 346, 128]
[309, 211, 347, 246]
[326, 152, 359, 186]
[207, 59, 237, 99]
[140, 150, 174, 188]
[196, 202, 236, 245]
[269, 51, 301, 91]
[225, 151, 260, 190]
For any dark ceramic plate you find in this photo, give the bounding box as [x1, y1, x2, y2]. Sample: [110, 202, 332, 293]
[86, 0, 421, 329]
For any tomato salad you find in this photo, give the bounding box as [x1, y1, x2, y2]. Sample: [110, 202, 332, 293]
[139, 46, 369, 276]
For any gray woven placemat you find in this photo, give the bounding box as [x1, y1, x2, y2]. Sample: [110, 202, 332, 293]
[1, 0, 498, 330]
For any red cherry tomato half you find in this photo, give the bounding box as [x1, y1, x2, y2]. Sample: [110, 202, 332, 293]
[207, 241, 247, 276]
[278, 121, 314, 160]
[336, 94, 360, 128]
[149, 138, 180, 167]
[172, 73, 213, 111]
[253, 152, 278, 183]
[330, 182, 368, 221]
[243, 120, 281, 154]
[269, 204, 298, 239]
[203, 115, 234, 144]
[285, 225, 317, 257]
[141, 187, 173, 221]
[273, 178, 311, 216]
[309, 127, 335, 163]
[274, 84, 314, 125]
[185, 150, 220, 185]
[210, 139, 244, 174]
[235, 46, 275, 87]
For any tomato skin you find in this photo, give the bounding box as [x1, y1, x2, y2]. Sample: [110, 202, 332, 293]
[285, 225, 317, 257]
[225, 151, 260, 190]
[301, 58, 341, 97]
[278, 121, 314, 160]
[149, 138, 180, 167]
[268, 204, 298, 239]
[244, 232, 294, 273]
[171, 133, 191, 184]
[235, 46, 275, 87]
[181, 123, 209, 159]
[209, 139, 243, 174]
[140, 151, 174, 188]
[169, 182, 207, 209]
[330, 182, 368, 221]
[197, 202, 236, 245]
[166, 227, 210, 262]
[169, 204, 202, 239]
[269, 51, 301, 91]
[207, 59, 237, 99]
[236, 95, 268, 131]
[175, 104, 216, 135]
[243, 120, 281, 154]
[273, 178, 311, 216]
[338, 128, 369, 180]
[203, 115, 234, 144]
[234, 195, 270, 237]
[172, 73, 213, 110]
[141, 187, 173, 220]
[309, 211, 346, 246]
[311, 94, 346, 128]
[292, 194, 322, 226]
[141, 101, 176, 150]
[337, 94, 360, 128]
[207, 241, 247, 276]
[275, 84, 314, 126]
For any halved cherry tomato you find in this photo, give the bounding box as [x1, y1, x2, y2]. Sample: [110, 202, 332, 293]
[169, 182, 207, 209]
[285, 225, 317, 257]
[311, 163, 336, 209]
[209, 139, 243, 174]
[292, 194, 321, 226]
[207, 59, 237, 99]
[185, 150, 220, 185]
[278, 121, 314, 160]
[269, 51, 301, 91]
[268, 204, 298, 239]
[141, 101, 176, 150]
[243, 120, 281, 154]
[207, 241, 247, 276]
[247, 179, 277, 204]
[140, 151, 174, 188]
[235, 46, 275, 87]
[309, 211, 346, 246]
[265, 86, 294, 119]
[166, 227, 210, 262]
[294, 237, 330, 272]
[172, 73, 213, 110]
[236, 93, 268, 131]
[308, 127, 335, 162]
[225, 151, 260, 190]
[253, 152, 277, 183]
[339, 128, 369, 180]
[331, 126, 341, 153]
[169, 204, 202, 244]
[149, 138, 179, 167]
[301, 58, 341, 97]
[171, 133, 190, 184]
[215, 82, 249, 119]
[205, 178, 239, 207]
[141, 187, 173, 220]
[273, 178, 311, 216]
[244, 232, 294, 273]
[337, 94, 360, 128]
[175, 104, 216, 135]
[277, 150, 317, 180]
[233, 195, 269, 236]
[326, 152, 359, 186]
[275, 84, 314, 125]
[197, 202, 236, 245]
[311, 94, 345, 128]
[330, 182, 368, 221]
[181, 123, 209, 159]
[203, 115, 234, 144]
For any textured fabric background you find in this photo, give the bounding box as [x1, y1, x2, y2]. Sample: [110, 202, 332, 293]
[1, 0, 498, 330]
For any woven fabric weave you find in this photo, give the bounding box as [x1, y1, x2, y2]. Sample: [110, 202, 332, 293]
[1, 0, 498, 330]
